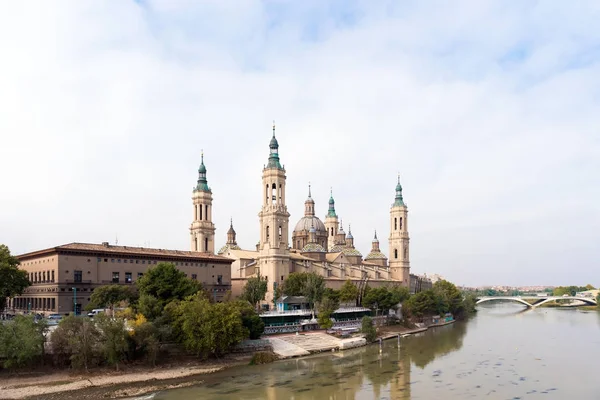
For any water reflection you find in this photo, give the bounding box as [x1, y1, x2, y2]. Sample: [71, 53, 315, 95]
[154, 322, 467, 400]
[154, 307, 600, 399]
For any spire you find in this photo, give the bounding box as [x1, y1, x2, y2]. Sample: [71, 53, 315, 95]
[346, 224, 353, 239]
[267, 121, 283, 169]
[370, 229, 381, 253]
[227, 218, 237, 245]
[327, 187, 337, 217]
[304, 182, 315, 216]
[195, 150, 210, 192]
[393, 174, 405, 207]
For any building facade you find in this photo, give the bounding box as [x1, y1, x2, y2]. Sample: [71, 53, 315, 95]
[10, 242, 232, 315]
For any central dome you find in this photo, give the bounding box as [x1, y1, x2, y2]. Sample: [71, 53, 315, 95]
[294, 216, 326, 233]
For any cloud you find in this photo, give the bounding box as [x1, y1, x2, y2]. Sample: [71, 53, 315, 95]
[0, 0, 598, 286]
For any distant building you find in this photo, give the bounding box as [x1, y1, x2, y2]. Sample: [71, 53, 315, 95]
[10, 242, 232, 315]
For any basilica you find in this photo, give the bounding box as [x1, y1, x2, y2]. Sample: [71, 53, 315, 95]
[189, 125, 418, 306]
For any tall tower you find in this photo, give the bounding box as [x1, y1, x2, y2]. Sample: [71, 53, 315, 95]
[389, 176, 410, 285]
[258, 123, 290, 305]
[324, 188, 339, 251]
[190, 152, 216, 253]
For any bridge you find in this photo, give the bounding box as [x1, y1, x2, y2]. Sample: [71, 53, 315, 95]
[476, 296, 597, 308]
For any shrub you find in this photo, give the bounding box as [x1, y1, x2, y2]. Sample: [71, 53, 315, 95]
[249, 351, 278, 365]
[0, 315, 47, 369]
[361, 316, 377, 343]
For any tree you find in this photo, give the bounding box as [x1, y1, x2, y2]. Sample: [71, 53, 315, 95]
[51, 315, 100, 371]
[317, 296, 339, 330]
[389, 285, 410, 308]
[241, 275, 268, 311]
[85, 284, 138, 312]
[303, 272, 325, 312]
[361, 316, 377, 342]
[432, 280, 464, 315]
[585, 284, 596, 290]
[233, 300, 265, 340]
[338, 280, 359, 304]
[136, 263, 201, 317]
[175, 293, 248, 358]
[131, 315, 160, 367]
[0, 244, 30, 313]
[95, 314, 128, 371]
[281, 272, 308, 296]
[403, 290, 437, 318]
[0, 315, 47, 368]
[362, 287, 396, 314]
[137, 294, 164, 321]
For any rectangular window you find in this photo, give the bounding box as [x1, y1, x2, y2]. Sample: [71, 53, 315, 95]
[192, 274, 197, 280]
[137, 272, 144, 278]
[217, 275, 223, 284]
[118, 259, 121, 263]
[111, 258, 115, 263]
[112, 272, 120, 283]
[130, 260, 134, 263]
[74, 270, 82, 283]
[136, 260, 139, 264]
[142, 260, 146, 264]
[125, 272, 132, 283]
[51, 270, 55, 282]
[104, 258, 108, 262]
[97, 257, 101, 262]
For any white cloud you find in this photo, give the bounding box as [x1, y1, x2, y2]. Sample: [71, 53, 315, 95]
[1, 1, 598, 286]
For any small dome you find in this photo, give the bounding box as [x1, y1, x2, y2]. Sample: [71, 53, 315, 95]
[342, 247, 362, 257]
[269, 135, 279, 149]
[218, 243, 241, 254]
[301, 243, 326, 253]
[294, 216, 326, 233]
[346, 232, 353, 239]
[330, 244, 345, 253]
[365, 251, 387, 260]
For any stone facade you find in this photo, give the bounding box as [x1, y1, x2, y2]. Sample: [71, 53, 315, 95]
[10, 242, 232, 315]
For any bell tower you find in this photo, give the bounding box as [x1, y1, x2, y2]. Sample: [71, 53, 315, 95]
[258, 123, 291, 305]
[190, 151, 216, 253]
[389, 175, 410, 285]
[324, 188, 339, 251]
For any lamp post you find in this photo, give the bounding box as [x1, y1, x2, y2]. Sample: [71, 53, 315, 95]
[73, 287, 77, 316]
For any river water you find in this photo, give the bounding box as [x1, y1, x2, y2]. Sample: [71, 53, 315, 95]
[153, 305, 600, 399]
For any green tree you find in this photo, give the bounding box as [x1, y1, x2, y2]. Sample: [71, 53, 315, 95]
[85, 284, 138, 312]
[389, 285, 411, 308]
[0, 244, 30, 313]
[281, 272, 308, 296]
[241, 275, 268, 311]
[362, 287, 396, 314]
[95, 314, 128, 371]
[0, 315, 47, 368]
[303, 272, 325, 312]
[585, 284, 596, 290]
[136, 263, 201, 318]
[361, 316, 377, 342]
[317, 296, 339, 330]
[233, 300, 265, 340]
[50, 315, 100, 371]
[176, 293, 248, 358]
[137, 294, 164, 321]
[432, 280, 464, 315]
[338, 280, 359, 304]
[403, 290, 437, 318]
[323, 287, 340, 304]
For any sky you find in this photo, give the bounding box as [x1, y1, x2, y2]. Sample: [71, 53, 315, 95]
[1, 1, 599, 287]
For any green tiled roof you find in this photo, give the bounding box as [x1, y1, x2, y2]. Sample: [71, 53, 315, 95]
[301, 243, 326, 253]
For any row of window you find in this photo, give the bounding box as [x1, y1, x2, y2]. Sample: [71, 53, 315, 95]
[97, 258, 215, 268]
[29, 270, 55, 283]
[110, 272, 224, 285]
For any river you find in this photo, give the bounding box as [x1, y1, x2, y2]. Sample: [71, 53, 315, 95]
[151, 305, 600, 399]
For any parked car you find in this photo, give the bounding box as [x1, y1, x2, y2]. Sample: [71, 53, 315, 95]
[87, 308, 106, 318]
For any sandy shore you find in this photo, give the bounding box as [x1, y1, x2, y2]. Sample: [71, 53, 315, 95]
[0, 355, 252, 400]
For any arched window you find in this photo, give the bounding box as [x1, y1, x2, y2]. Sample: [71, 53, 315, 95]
[266, 226, 270, 240]
[199, 205, 203, 221]
[394, 249, 398, 259]
[331, 227, 334, 236]
[205, 205, 209, 221]
[278, 226, 282, 241]
[400, 217, 403, 230]
[271, 183, 277, 204]
[394, 218, 397, 230]
[266, 184, 269, 204]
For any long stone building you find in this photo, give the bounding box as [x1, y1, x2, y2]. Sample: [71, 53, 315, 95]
[10, 243, 232, 315]
[192, 124, 430, 308]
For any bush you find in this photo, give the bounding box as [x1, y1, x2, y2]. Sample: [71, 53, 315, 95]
[50, 315, 101, 371]
[361, 316, 377, 343]
[95, 314, 128, 371]
[249, 351, 278, 365]
[0, 315, 47, 369]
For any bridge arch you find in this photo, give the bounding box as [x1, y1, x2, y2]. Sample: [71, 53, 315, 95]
[476, 297, 533, 308]
[476, 296, 597, 308]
